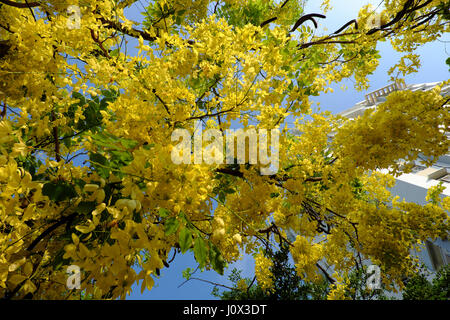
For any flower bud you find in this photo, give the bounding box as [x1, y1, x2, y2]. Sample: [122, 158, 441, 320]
[233, 234, 242, 244]
[84, 184, 99, 192]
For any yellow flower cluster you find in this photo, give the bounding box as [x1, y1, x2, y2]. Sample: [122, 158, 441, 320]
[0, 0, 448, 299]
[254, 253, 274, 291]
[291, 236, 323, 281]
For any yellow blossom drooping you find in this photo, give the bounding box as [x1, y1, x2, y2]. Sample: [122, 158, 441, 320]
[254, 253, 274, 291]
[0, 0, 448, 299]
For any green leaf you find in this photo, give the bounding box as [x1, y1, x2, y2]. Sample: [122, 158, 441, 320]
[164, 217, 180, 236]
[193, 237, 208, 269]
[282, 200, 291, 209]
[52, 249, 71, 271]
[110, 48, 119, 57]
[81, 101, 102, 129]
[182, 267, 193, 280]
[143, 143, 155, 150]
[76, 201, 97, 215]
[159, 208, 170, 218]
[218, 191, 226, 203]
[209, 243, 225, 275]
[270, 192, 279, 198]
[223, 188, 235, 194]
[119, 137, 139, 149]
[88, 133, 136, 174]
[72, 92, 85, 105]
[110, 150, 133, 165]
[89, 152, 110, 178]
[179, 227, 193, 253]
[132, 209, 142, 223]
[42, 181, 77, 202]
[90, 132, 118, 149]
[62, 135, 74, 149]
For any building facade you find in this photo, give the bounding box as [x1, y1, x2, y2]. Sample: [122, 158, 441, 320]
[338, 82, 450, 274]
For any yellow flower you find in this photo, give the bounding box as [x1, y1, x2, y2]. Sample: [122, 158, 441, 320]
[254, 253, 273, 291]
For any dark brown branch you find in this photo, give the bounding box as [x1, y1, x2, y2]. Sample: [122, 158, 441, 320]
[0, 40, 11, 59]
[24, 0, 36, 21]
[328, 157, 339, 165]
[0, 22, 13, 33]
[258, 222, 293, 246]
[213, 1, 220, 14]
[99, 14, 193, 46]
[316, 263, 336, 284]
[0, 102, 6, 119]
[299, 0, 437, 51]
[195, 76, 221, 105]
[301, 201, 332, 235]
[406, 0, 434, 14]
[367, 0, 415, 35]
[409, 8, 440, 30]
[3, 278, 28, 299]
[290, 13, 326, 32]
[217, 114, 224, 134]
[246, 275, 257, 296]
[98, 17, 157, 42]
[152, 89, 171, 115]
[343, 229, 363, 270]
[299, 40, 355, 49]
[168, 249, 176, 263]
[0, 0, 39, 8]
[26, 213, 77, 252]
[89, 29, 111, 59]
[184, 107, 235, 122]
[260, 17, 277, 28]
[280, 0, 290, 9]
[215, 167, 323, 184]
[101, 285, 118, 299]
[216, 167, 244, 178]
[381, 0, 415, 28]
[333, 19, 358, 34]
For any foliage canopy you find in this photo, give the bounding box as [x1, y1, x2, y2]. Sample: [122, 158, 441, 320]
[0, 0, 449, 299]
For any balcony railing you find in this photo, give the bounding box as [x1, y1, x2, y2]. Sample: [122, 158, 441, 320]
[365, 82, 406, 105]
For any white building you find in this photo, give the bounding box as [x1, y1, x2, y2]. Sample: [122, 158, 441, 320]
[338, 82, 450, 274]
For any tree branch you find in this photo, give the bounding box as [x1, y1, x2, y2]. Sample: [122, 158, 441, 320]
[290, 13, 326, 32]
[0, 40, 11, 59]
[333, 19, 358, 34]
[0, 102, 6, 119]
[0, 0, 39, 8]
[26, 213, 77, 252]
[152, 89, 171, 115]
[89, 29, 111, 59]
[260, 17, 277, 28]
[316, 263, 336, 284]
[98, 17, 158, 42]
[178, 277, 234, 290]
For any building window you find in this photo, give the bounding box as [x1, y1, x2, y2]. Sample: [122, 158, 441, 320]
[411, 165, 426, 174]
[425, 241, 447, 271]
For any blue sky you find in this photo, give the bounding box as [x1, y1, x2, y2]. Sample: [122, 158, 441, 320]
[119, 0, 450, 299]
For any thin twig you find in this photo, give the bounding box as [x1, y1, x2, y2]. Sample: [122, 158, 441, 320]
[178, 277, 234, 290]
